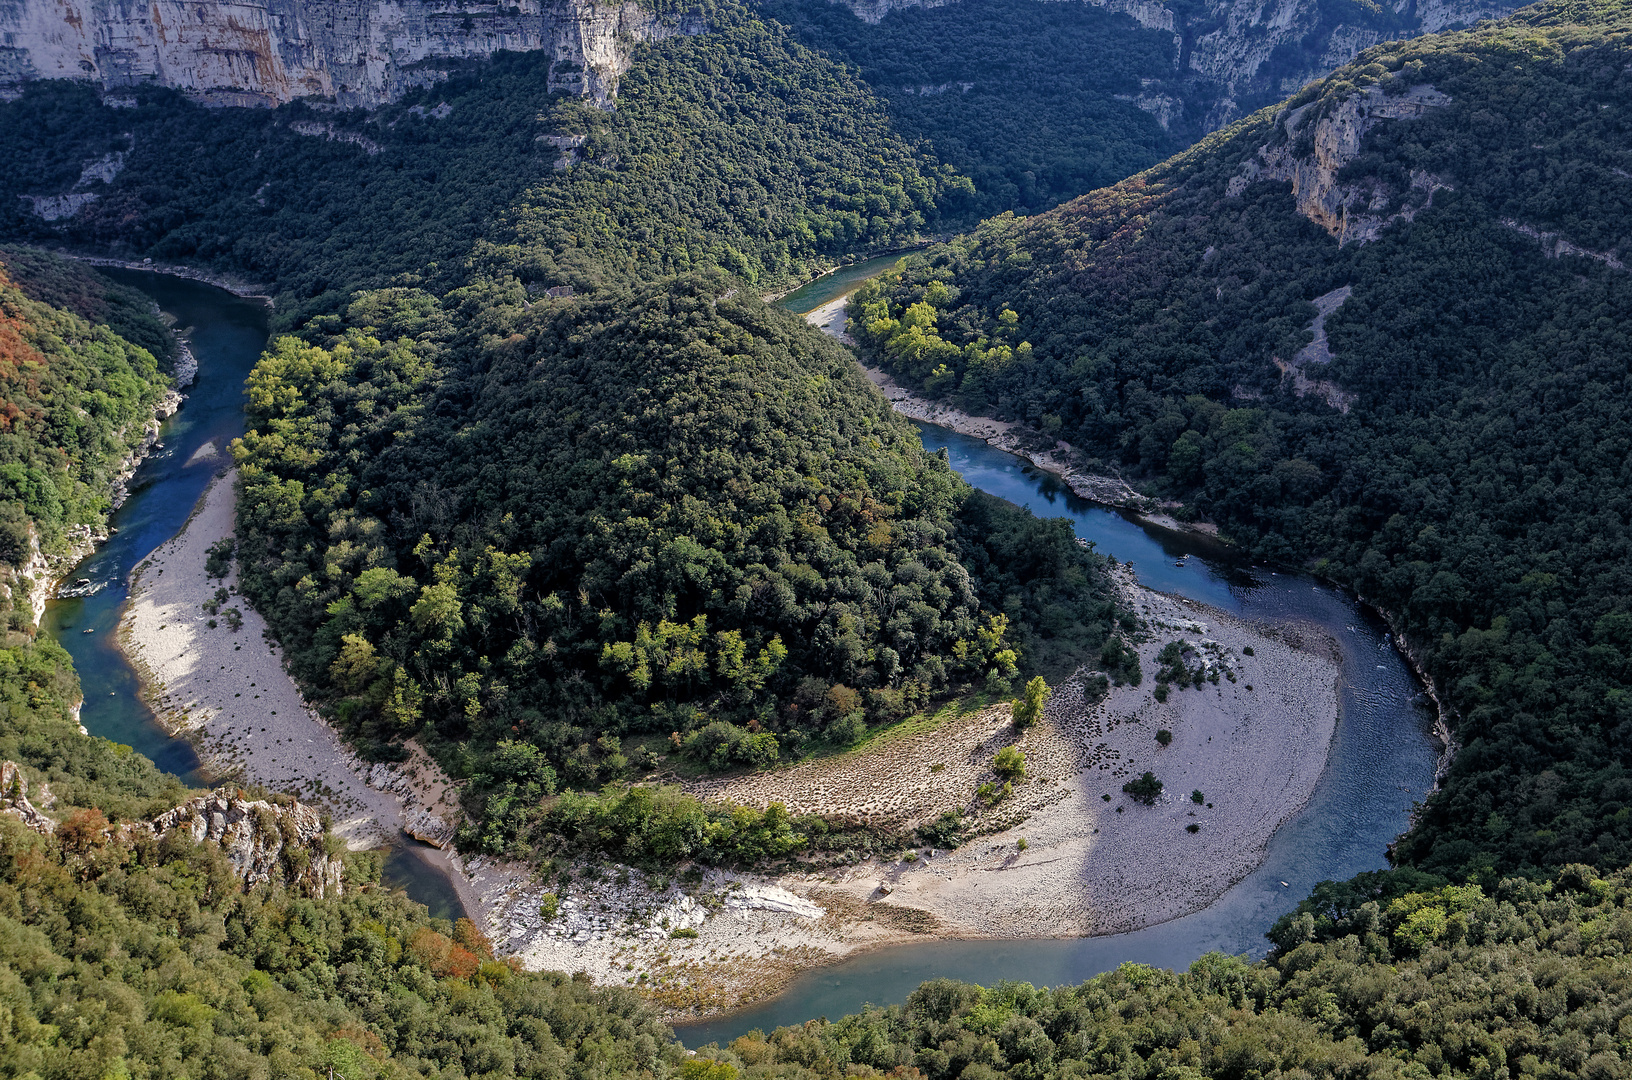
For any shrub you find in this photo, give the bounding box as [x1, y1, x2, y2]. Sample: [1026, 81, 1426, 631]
[1154, 683, 1170, 702]
[1156, 729, 1173, 746]
[204, 537, 235, 579]
[1011, 675, 1051, 728]
[829, 710, 867, 746]
[670, 927, 699, 939]
[1186, 823, 1200, 833]
[993, 745, 1026, 780]
[1191, 790, 1205, 804]
[684, 721, 780, 771]
[539, 893, 560, 922]
[1123, 772, 1163, 806]
[918, 810, 966, 848]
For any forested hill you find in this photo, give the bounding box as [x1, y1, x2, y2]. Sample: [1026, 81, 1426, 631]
[854, 0, 1632, 881]
[232, 274, 1131, 857]
[0, 250, 173, 566]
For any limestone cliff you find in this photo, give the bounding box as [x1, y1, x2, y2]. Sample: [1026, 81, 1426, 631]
[0, 0, 697, 107]
[142, 790, 345, 896]
[832, 0, 1516, 130]
[1228, 81, 1452, 244]
[0, 763, 345, 897]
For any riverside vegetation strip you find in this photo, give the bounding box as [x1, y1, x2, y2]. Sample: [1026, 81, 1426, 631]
[851, 0, 1632, 883]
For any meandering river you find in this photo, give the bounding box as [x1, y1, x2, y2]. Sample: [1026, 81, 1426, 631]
[670, 270, 1443, 1046]
[675, 429, 1440, 1045]
[41, 269, 465, 921]
[41, 266, 1438, 1040]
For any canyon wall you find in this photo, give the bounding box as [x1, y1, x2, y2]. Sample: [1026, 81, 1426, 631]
[0, 0, 692, 107]
[837, 0, 1517, 129]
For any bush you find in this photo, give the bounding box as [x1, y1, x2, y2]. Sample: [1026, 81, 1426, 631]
[993, 744, 1026, 780]
[918, 810, 966, 848]
[829, 711, 868, 746]
[1156, 729, 1173, 746]
[684, 721, 780, 771]
[1191, 789, 1205, 804]
[205, 537, 236, 580]
[1154, 683, 1170, 702]
[1011, 675, 1051, 728]
[1124, 772, 1163, 806]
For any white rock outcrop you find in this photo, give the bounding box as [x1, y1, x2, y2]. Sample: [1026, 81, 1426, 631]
[0, 761, 345, 896]
[1231, 82, 1453, 244]
[0, 0, 700, 108]
[140, 789, 345, 896]
[0, 761, 57, 834]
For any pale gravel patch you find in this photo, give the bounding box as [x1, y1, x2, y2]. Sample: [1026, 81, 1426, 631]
[119, 471, 483, 924]
[118, 472, 1338, 1020]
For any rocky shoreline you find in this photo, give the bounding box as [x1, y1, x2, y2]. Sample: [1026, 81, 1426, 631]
[116, 472, 486, 916]
[58, 250, 275, 304]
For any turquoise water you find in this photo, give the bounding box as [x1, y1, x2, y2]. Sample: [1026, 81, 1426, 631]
[673, 426, 1440, 1046]
[41, 269, 269, 783]
[61, 270, 1436, 1031]
[41, 269, 464, 918]
[776, 253, 913, 315]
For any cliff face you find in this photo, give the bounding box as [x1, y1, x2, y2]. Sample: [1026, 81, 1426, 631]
[0, 763, 345, 897]
[143, 790, 345, 896]
[834, 0, 1516, 129]
[0, 0, 694, 107]
[1229, 82, 1452, 244]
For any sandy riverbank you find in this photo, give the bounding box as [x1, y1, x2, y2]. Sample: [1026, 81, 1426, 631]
[453, 571, 1340, 1019]
[118, 470, 485, 913]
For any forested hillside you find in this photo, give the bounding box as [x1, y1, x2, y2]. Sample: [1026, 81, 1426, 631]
[0, 1, 961, 325]
[231, 273, 1131, 858]
[0, 807, 681, 1080]
[852, 0, 1632, 881]
[757, 0, 1179, 216]
[699, 863, 1632, 1078]
[0, 252, 174, 564]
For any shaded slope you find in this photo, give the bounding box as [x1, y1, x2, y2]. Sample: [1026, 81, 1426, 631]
[853, 0, 1632, 878]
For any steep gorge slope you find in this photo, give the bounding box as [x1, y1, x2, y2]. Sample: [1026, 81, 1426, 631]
[855, 0, 1632, 880]
[0, 3, 961, 314]
[832, 0, 1520, 128]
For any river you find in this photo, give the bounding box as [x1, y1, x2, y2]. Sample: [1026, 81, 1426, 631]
[669, 277, 1442, 1046]
[48, 266, 1438, 1037]
[41, 268, 466, 922]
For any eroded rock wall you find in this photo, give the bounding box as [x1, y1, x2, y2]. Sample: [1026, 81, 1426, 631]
[832, 0, 1516, 130]
[0, 763, 344, 897]
[1230, 82, 1452, 244]
[0, 0, 688, 107]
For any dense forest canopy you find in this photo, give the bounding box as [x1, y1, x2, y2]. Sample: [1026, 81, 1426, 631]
[231, 273, 1131, 858]
[9, 0, 1632, 1069]
[756, 0, 1179, 216]
[0, 251, 172, 562]
[852, 0, 1632, 881]
[0, 1, 964, 326]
